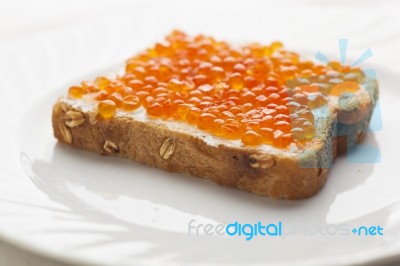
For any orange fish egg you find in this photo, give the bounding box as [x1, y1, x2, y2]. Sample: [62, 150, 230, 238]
[69, 31, 364, 147]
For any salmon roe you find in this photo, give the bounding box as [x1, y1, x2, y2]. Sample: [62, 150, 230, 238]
[68, 30, 365, 148]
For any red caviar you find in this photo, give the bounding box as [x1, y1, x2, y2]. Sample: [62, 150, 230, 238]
[67, 31, 365, 148]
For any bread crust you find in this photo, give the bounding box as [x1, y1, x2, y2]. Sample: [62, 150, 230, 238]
[53, 100, 333, 199]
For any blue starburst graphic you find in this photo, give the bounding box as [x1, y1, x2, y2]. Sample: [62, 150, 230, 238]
[315, 39, 382, 164]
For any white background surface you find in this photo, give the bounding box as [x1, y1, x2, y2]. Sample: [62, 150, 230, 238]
[1, 0, 400, 265]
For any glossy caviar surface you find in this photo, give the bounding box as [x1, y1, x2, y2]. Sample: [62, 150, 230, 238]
[68, 30, 365, 148]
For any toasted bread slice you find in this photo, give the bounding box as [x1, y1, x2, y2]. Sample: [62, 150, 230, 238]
[52, 31, 379, 199]
[52, 74, 377, 199]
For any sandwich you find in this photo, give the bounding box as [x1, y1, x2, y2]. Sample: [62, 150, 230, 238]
[52, 31, 378, 199]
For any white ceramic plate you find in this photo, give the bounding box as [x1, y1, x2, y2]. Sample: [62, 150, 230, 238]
[1, 1, 400, 265]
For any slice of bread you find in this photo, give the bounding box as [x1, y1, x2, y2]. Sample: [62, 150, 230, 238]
[52, 74, 378, 199]
[52, 31, 379, 199]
